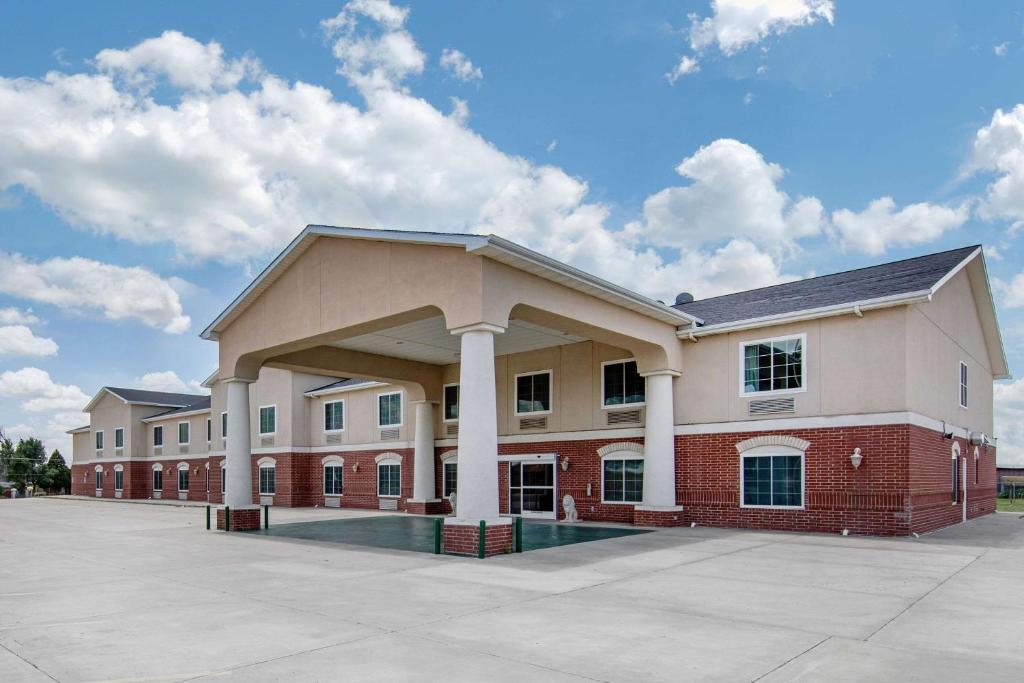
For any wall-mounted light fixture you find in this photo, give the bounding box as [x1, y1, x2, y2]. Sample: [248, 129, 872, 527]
[352, 462, 360, 473]
[560, 457, 570, 472]
[850, 448, 863, 470]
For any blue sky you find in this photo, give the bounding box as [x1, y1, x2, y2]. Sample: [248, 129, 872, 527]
[1, 0, 1023, 461]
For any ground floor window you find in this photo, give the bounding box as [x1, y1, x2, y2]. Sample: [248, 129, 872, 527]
[443, 462, 457, 497]
[259, 465, 276, 495]
[952, 454, 960, 503]
[95, 470, 103, 489]
[742, 454, 802, 508]
[220, 466, 226, 494]
[324, 465, 343, 495]
[114, 470, 123, 491]
[153, 469, 162, 491]
[178, 468, 189, 492]
[602, 457, 643, 503]
[378, 463, 400, 497]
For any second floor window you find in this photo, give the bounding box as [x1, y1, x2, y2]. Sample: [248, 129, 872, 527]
[153, 426, 163, 446]
[178, 422, 190, 445]
[221, 412, 227, 439]
[95, 431, 104, 450]
[742, 335, 804, 395]
[378, 392, 402, 427]
[259, 406, 276, 435]
[325, 401, 344, 432]
[602, 360, 645, 407]
[515, 371, 551, 415]
[114, 428, 124, 449]
[207, 418, 212, 442]
[443, 384, 459, 421]
[959, 362, 969, 409]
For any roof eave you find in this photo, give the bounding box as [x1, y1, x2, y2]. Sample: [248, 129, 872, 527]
[141, 407, 212, 423]
[304, 380, 388, 398]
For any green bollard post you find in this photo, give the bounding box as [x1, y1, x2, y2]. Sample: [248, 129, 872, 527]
[433, 518, 442, 554]
[224, 506, 230, 532]
[263, 504, 269, 529]
[206, 505, 211, 530]
[478, 520, 486, 559]
[515, 516, 523, 553]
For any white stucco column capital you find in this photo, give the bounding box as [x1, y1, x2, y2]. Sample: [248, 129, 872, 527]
[409, 399, 440, 405]
[638, 369, 681, 378]
[221, 376, 257, 384]
[448, 322, 507, 336]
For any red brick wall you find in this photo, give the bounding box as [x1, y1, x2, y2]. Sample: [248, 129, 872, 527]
[907, 426, 996, 534]
[443, 521, 513, 557]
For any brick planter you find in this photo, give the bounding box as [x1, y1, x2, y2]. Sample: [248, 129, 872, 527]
[633, 505, 686, 527]
[443, 520, 513, 557]
[406, 498, 445, 515]
[216, 506, 262, 531]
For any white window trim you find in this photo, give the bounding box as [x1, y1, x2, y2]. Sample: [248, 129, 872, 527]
[376, 454, 402, 498]
[206, 417, 212, 443]
[442, 459, 457, 497]
[376, 391, 403, 428]
[442, 383, 459, 423]
[220, 462, 226, 494]
[221, 412, 228, 440]
[322, 455, 345, 496]
[514, 369, 554, 416]
[738, 333, 808, 398]
[177, 421, 190, 446]
[113, 464, 124, 491]
[258, 404, 277, 436]
[600, 450, 645, 505]
[739, 448, 806, 510]
[600, 358, 646, 410]
[324, 399, 346, 433]
[177, 462, 189, 492]
[95, 430, 104, 450]
[258, 458, 276, 495]
[959, 361, 969, 410]
[114, 427, 125, 450]
[153, 425, 163, 447]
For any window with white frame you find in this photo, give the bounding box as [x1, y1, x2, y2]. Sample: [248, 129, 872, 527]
[220, 465, 226, 494]
[178, 421, 190, 445]
[259, 463, 276, 495]
[114, 427, 124, 449]
[741, 453, 803, 508]
[153, 425, 163, 447]
[377, 392, 402, 427]
[974, 447, 980, 486]
[259, 406, 276, 435]
[324, 462, 343, 496]
[95, 430, 104, 450]
[114, 467, 123, 491]
[602, 454, 644, 503]
[205, 464, 210, 493]
[221, 412, 227, 440]
[602, 360, 645, 407]
[377, 460, 401, 497]
[443, 384, 459, 421]
[515, 370, 552, 415]
[443, 461, 458, 497]
[741, 335, 805, 395]
[206, 418, 212, 443]
[178, 466, 189, 492]
[324, 400, 344, 432]
[951, 444, 960, 503]
[959, 361, 969, 409]
[153, 468, 163, 491]
[95, 469, 103, 489]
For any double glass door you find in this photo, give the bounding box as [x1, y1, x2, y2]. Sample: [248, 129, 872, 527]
[509, 461, 555, 518]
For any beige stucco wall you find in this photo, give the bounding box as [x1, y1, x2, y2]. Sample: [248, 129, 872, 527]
[88, 393, 131, 460]
[144, 410, 211, 458]
[71, 432, 90, 464]
[307, 382, 413, 446]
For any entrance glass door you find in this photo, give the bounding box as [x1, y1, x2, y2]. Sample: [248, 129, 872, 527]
[509, 461, 555, 518]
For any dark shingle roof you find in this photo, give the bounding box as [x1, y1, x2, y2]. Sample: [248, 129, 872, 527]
[674, 245, 980, 327]
[147, 395, 212, 419]
[105, 387, 210, 409]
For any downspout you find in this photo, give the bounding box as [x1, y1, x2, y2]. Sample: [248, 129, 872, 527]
[962, 449, 968, 524]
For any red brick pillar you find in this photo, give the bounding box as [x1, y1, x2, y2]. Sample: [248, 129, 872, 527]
[443, 519, 513, 557]
[216, 505, 262, 531]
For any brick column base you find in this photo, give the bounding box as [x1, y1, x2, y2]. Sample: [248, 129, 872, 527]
[633, 505, 685, 527]
[216, 506, 262, 531]
[406, 498, 445, 515]
[443, 520, 513, 557]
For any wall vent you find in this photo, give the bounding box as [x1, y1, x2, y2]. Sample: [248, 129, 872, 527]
[446, 423, 459, 437]
[260, 436, 274, 447]
[95, 451, 103, 459]
[154, 447, 162, 456]
[380, 428, 400, 441]
[325, 496, 341, 508]
[180, 445, 190, 455]
[747, 397, 796, 416]
[326, 433, 342, 445]
[115, 448, 123, 456]
[606, 409, 642, 426]
[519, 416, 548, 431]
[379, 498, 399, 511]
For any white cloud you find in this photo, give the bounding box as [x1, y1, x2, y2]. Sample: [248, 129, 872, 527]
[631, 139, 824, 251]
[0, 252, 190, 333]
[969, 105, 1024, 229]
[666, 55, 701, 84]
[3, 411, 85, 462]
[994, 272, 1024, 308]
[743, 91, 754, 105]
[830, 197, 970, 255]
[0, 367, 90, 413]
[133, 370, 205, 394]
[985, 245, 1003, 261]
[0, 307, 40, 325]
[440, 48, 482, 82]
[0, 326, 58, 357]
[321, 0, 425, 90]
[689, 0, 835, 56]
[995, 378, 1024, 465]
[547, 139, 558, 153]
[994, 42, 1009, 56]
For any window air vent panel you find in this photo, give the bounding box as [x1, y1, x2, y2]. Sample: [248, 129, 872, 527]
[154, 447, 162, 456]
[519, 416, 548, 431]
[379, 498, 399, 511]
[747, 397, 796, 416]
[606, 409, 642, 426]
[260, 436, 274, 447]
[326, 433, 342, 445]
[380, 428, 400, 441]
[446, 423, 459, 437]
[325, 497, 341, 508]
[180, 445, 190, 455]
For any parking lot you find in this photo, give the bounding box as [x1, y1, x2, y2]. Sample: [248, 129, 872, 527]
[2, 498, 1022, 682]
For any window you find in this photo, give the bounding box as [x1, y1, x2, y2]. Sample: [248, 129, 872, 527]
[259, 465, 276, 495]
[741, 335, 805, 395]
[742, 454, 803, 508]
[153, 425, 163, 447]
[324, 400, 345, 432]
[959, 362, 969, 409]
[178, 422, 190, 445]
[378, 462, 401, 497]
[205, 465, 210, 493]
[206, 418, 212, 443]
[114, 428, 124, 449]
[95, 430, 104, 450]
[515, 371, 552, 415]
[443, 384, 459, 421]
[602, 360, 645, 407]
[95, 470, 103, 489]
[602, 457, 644, 503]
[952, 448, 960, 503]
[221, 412, 227, 440]
[324, 464, 343, 495]
[114, 469, 123, 491]
[259, 406, 276, 435]
[974, 447, 980, 486]
[377, 392, 402, 427]
[178, 467, 189, 492]
[443, 461, 458, 497]
[220, 465, 226, 494]
[153, 469, 163, 491]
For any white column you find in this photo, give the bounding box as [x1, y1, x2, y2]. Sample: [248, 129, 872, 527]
[452, 324, 503, 522]
[640, 371, 681, 510]
[224, 379, 254, 508]
[411, 400, 438, 502]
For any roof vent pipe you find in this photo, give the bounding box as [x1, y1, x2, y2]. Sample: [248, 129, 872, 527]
[674, 292, 695, 305]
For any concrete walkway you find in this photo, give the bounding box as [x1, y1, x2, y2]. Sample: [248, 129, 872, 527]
[1, 498, 1021, 682]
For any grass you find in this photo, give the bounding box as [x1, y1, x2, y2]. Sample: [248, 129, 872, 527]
[997, 497, 1024, 512]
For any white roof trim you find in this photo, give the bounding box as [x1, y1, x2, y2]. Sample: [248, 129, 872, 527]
[201, 226, 699, 340]
[141, 407, 212, 423]
[66, 426, 90, 435]
[304, 380, 387, 398]
[83, 387, 196, 413]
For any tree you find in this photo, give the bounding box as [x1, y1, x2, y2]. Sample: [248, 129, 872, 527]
[0, 432, 13, 482]
[38, 450, 71, 494]
[9, 437, 45, 494]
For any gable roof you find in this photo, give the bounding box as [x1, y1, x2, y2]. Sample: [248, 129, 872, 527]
[675, 245, 980, 327]
[141, 395, 213, 422]
[200, 225, 700, 340]
[83, 387, 210, 413]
